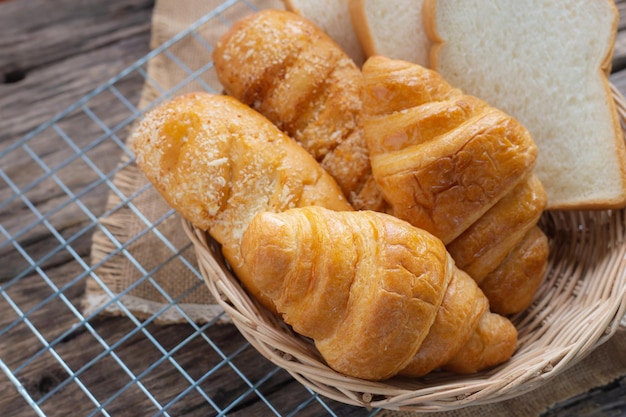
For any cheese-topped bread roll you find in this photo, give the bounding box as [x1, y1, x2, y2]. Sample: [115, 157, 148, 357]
[132, 92, 352, 309]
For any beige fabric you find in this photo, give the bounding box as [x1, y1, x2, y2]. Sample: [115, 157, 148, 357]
[84, 0, 626, 413]
[85, 0, 283, 324]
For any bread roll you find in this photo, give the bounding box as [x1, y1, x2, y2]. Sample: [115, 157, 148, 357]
[131, 92, 352, 309]
[213, 9, 384, 210]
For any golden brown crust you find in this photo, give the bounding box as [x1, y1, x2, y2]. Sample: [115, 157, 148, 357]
[240, 207, 517, 380]
[241, 207, 452, 380]
[480, 226, 550, 315]
[400, 268, 487, 377]
[213, 9, 381, 209]
[444, 311, 518, 374]
[422, 0, 443, 68]
[349, 175, 390, 213]
[447, 175, 547, 283]
[131, 92, 352, 310]
[362, 56, 538, 244]
[362, 57, 461, 117]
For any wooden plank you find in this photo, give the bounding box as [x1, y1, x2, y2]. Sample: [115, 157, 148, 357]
[0, 0, 155, 143]
[0, 0, 155, 414]
[0, 0, 153, 282]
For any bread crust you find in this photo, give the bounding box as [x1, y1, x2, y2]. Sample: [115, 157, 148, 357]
[480, 226, 550, 315]
[348, 0, 431, 66]
[400, 268, 488, 377]
[447, 175, 547, 283]
[347, 0, 377, 58]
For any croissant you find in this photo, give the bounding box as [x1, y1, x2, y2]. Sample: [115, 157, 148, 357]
[240, 206, 518, 380]
[362, 56, 549, 314]
[480, 226, 550, 315]
[446, 175, 546, 282]
[213, 9, 385, 211]
[131, 92, 352, 309]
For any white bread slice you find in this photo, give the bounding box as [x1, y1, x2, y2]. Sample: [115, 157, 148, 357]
[348, 0, 431, 67]
[283, 0, 366, 66]
[424, 0, 626, 209]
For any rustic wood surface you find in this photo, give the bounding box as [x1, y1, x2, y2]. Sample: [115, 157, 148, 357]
[1, 0, 625, 416]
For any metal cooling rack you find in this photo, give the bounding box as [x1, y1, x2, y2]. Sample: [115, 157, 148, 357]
[0, 1, 380, 415]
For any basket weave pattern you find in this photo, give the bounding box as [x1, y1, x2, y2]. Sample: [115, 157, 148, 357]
[182, 87, 626, 412]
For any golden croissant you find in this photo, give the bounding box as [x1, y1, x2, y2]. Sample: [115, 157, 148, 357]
[240, 206, 518, 381]
[361, 56, 549, 314]
[131, 92, 352, 309]
[213, 9, 385, 211]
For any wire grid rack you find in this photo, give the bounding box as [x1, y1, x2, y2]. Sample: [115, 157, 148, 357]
[0, 1, 381, 415]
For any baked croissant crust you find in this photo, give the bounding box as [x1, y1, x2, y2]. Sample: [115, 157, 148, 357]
[240, 206, 517, 380]
[362, 56, 549, 314]
[131, 92, 352, 309]
[362, 56, 538, 244]
[213, 9, 385, 211]
[447, 175, 546, 282]
[480, 226, 550, 315]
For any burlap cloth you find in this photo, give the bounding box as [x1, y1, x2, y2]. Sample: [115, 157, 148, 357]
[86, 0, 626, 415]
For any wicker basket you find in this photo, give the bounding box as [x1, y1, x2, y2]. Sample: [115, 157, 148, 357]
[181, 86, 626, 412]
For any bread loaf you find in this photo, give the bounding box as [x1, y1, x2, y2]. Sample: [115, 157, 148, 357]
[424, 0, 626, 209]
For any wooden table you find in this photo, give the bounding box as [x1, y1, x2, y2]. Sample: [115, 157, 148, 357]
[1, 0, 625, 416]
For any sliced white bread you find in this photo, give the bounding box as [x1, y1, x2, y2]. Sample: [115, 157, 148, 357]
[283, 0, 366, 66]
[424, 0, 626, 209]
[348, 0, 431, 67]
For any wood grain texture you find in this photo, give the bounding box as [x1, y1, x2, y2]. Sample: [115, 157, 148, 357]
[0, 1, 371, 415]
[0, 0, 155, 414]
[1, 0, 625, 416]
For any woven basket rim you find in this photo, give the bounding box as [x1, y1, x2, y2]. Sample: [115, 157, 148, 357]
[183, 85, 626, 412]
